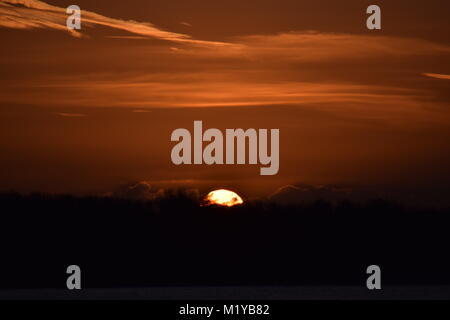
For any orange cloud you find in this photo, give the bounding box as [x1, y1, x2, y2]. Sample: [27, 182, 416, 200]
[423, 73, 450, 80]
[0, 0, 228, 46]
[234, 31, 450, 59]
[174, 31, 449, 63]
[56, 112, 87, 118]
[0, 72, 420, 107]
[1, 16, 449, 127]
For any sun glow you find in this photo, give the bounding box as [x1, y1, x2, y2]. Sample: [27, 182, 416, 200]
[204, 189, 244, 207]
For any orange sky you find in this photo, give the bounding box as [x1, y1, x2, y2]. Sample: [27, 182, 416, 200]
[0, 0, 449, 204]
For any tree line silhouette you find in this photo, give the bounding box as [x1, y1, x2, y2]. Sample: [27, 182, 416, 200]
[0, 191, 449, 289]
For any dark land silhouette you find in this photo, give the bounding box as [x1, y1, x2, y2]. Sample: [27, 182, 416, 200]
[0, 191, 449, 289]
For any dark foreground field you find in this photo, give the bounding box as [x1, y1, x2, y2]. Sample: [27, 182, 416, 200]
[0, 191, 449, 290]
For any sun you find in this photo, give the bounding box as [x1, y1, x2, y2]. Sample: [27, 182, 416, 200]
[204, 189, 244, 207]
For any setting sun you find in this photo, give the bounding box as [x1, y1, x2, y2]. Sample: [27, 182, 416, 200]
[204, 189, 244, 207]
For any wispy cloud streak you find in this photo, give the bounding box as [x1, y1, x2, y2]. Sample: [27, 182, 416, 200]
[423, 73, 450, 80]
[0, 0, 227, 45]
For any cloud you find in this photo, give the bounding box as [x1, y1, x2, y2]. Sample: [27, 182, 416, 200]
[56, 112, 87, 118]
[169, 31, 448, 64]
[3, 72, 429, 123]
[232, 31, 450, 62]
[106, 36, 149, 40]
[0, 0, 82, 37]
[110, 181, 200, 201]
[423, 73, 450, 80]
[0, 0, 228, 46]
[1, 22, 448, 123]
[132, 109, 152, 113]
[112, 181, 165, 200]
[270, 184, 353, 205]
